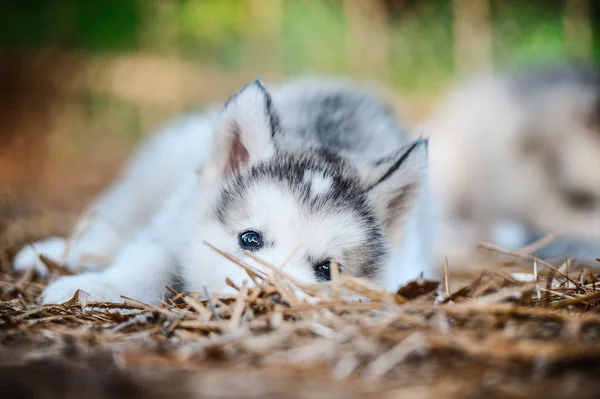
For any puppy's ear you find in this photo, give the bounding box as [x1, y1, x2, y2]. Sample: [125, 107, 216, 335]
[200, 79, 280, 185]
[366, 138, 428, 238]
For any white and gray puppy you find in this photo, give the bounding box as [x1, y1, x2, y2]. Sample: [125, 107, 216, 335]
[13, 77, 434, 304]
[423, 64, 600, 261]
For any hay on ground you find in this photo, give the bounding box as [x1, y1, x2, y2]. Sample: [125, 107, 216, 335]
[1, 232, 600, 398]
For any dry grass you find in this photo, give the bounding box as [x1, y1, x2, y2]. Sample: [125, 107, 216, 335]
[1, 230, 600, 398]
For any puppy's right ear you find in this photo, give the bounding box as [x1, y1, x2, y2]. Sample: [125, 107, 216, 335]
[200, 80, 280, 186]
[365, 138, 428, 243]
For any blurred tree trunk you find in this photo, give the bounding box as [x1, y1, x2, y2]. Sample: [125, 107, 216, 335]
[563, 0, 592, 60]
[592, 0, 600, 63]
[343, 0, 390, 81]
[0, 48, 86, 232]
[0, 49, 78, 192]
[452, 0, 492, 76]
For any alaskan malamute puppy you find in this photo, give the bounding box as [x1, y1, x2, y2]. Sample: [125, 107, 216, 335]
[14, 77, 434, 304]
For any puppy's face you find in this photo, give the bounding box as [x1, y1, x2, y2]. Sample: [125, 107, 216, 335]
[180, 80, 428, 293]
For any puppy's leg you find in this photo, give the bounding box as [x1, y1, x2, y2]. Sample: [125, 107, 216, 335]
[13, 113, 212, 276]
[42, 172, 195, 305]
[41, 229, 174, 305]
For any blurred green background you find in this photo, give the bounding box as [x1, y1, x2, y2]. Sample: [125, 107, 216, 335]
[2, 0, 599, 86]
[0, 0, 599, 209]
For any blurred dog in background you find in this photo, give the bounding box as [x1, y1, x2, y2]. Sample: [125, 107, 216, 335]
[422, 64, 600, 266]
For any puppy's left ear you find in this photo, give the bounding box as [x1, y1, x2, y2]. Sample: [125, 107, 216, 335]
[365, 138, 428, 236]
[200, 79, 280, 186]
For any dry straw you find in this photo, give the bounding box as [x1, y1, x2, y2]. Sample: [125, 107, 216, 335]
[1, 232, 600, 398]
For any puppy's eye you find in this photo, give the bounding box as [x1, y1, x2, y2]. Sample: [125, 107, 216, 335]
[239, 230, 263, 251]
[313, 260, 333, 282]
[564, 189, 597, 211]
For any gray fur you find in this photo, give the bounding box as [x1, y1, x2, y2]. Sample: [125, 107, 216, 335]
[271, 78, 407, 159]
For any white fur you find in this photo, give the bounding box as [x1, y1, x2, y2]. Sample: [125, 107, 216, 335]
[385, 172, 435, 286]
[182, 181, 378, 294]
[303, 170, 333, 196]
[13, 237, 68, 276]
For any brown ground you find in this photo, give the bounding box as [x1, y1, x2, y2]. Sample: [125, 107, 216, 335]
[1, 228, 600, 398]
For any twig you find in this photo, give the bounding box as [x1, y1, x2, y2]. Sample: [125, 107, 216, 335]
[204, 241, 267, 280]
[229, 281, 249, 329]
[478, 242, 585, 291]
[444, 257, 450, 296]
[519, 232, 560, 254]
[203, 286, 221, 321]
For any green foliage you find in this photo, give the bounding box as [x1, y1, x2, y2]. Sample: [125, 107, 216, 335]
[1, 0, 598, 94]
[74, 0, 141, 52]
[281, 0, 348, 74]
[177, 0, 245, 69]
[0, 0, 71, 47]
[491, 0, 567, 68]
[0, 0, 141, 52]
[590, 0, 600, 65]
[389, 0, 454, 93]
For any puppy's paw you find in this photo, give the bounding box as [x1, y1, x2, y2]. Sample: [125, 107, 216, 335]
[13, 237, 67, 277]
[42, 273, 123, 304]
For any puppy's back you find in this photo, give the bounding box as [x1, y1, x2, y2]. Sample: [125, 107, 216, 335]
[272, 77, 408, 159]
